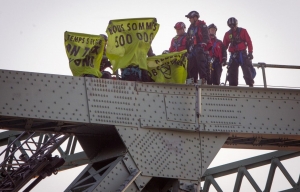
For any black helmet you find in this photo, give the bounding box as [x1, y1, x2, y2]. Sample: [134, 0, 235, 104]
[227, 17, 238, 27]
[100, 34, 108, 41]
[208, 23, 217, 31]
[185, 11, 200, 18]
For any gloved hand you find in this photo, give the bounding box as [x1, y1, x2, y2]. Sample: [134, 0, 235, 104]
[221, 57, 227, 66]
[248, 52, 254, 60]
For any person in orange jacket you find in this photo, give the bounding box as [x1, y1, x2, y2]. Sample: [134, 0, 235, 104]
[185, 11, 212, 84]
[169, 22, 187, 52]
[207, 24, 227, 85]
[223, 17, 254, 87]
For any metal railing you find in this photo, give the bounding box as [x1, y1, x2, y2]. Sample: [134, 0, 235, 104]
[253, 62, 300, 88]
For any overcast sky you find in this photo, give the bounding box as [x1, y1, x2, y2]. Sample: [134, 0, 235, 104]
[1, 0, 300, 191]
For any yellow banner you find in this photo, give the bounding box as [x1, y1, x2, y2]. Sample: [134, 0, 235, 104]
[147, 50, 187, 84]
[64, 31, 105, 77]
[106, 18, 159, 72]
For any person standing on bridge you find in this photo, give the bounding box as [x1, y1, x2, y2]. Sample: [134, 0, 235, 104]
[185, 11, 211, 84]
[121, 46, 155, 82]
[82, 34, 111, 79]
[207, 24, 227, 85]
[169, 22, 187, 52]
[223, 17, 254, 87]
[99, 34, 112, 79]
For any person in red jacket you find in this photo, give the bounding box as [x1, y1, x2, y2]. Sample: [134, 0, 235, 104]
[185, 11, 212, 84]
[169, 22, 187, 52]
[223, 17, 254, 87]
[207, 24, 227, 85]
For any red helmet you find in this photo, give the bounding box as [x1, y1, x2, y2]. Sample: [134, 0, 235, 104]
[174, 22, 186, 30]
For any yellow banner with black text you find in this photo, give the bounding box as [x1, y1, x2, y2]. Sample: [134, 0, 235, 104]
[106, 18, 159, 72]
[64, 31, 105, 77]
[147, 50, 187, 84]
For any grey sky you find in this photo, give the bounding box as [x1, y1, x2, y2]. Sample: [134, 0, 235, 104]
[1, 0, 300, 191]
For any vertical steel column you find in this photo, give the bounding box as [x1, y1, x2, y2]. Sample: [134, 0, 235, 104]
[258, 62, 267, 88]
[65, 136, 74, 155]
[233, 168, 244, 192]
[195, 84, 204, 191]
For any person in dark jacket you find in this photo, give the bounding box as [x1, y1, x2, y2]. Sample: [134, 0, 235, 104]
[207, 24, 227, 85]
[223, 17, 254, 87]
[99, 34, 112, 79]
[147, 46, 156, 57]
[121, 46, 155, 82]
[169, 22, 187, 52]
[185, 11, 212, 84]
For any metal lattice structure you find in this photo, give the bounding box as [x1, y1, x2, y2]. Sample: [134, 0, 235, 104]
[0, 131, 89, 172]
[0, 132, 68, 191]
[0, 66, 299, 191]
[202, 151, 300, 192]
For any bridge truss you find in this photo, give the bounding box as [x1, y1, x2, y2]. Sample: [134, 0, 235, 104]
[0, 67, 299, 191]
